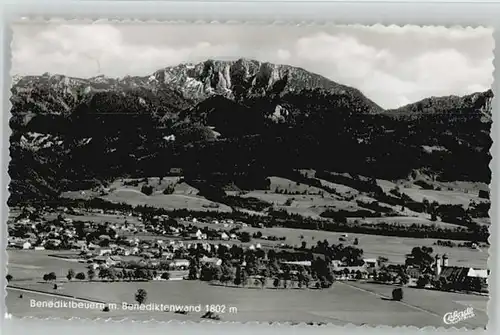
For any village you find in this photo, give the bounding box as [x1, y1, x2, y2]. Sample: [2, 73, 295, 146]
[7, 205, 489, 297]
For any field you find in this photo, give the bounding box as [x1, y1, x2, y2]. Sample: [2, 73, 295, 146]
[7, 250, 90, 281]
[46, 212, 142, 225]
[399, 188, 488, 206]
[104, 191, 232, 212]
[6, 244, 488, 327]
[7, 279, 488, 327]
[62, 177, 232, 213]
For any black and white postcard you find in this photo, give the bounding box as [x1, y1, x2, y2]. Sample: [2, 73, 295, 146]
[5, 22, 493, 328]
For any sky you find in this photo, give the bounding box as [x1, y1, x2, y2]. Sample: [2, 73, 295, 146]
[11, 23, 494, 109]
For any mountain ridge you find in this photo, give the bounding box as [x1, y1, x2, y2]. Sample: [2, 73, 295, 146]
[8, 59, 494, 205]
[12, 59, 494, 119]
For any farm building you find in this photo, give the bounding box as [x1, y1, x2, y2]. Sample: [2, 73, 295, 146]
[94, 247, 112, 256]
[433, 254, 489, 293]
[437, 266, 488, 293]
[200, 256, 223, 266]
[170, 259, 190, 270]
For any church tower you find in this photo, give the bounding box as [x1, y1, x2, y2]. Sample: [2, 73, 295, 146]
[442, 254, 449, 267]
[434, 254, 442, 277]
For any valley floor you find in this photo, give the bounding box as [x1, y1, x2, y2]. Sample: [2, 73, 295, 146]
[7, 275, 488, 327]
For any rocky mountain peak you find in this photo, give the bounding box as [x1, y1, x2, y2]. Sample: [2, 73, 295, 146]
[151, 59, 383, 114]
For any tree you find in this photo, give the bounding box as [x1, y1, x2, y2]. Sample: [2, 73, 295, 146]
[399, 274, 409, 286]
[47, 272, 57, 281]
[134, 268, 148, 280]
[429, 201, 439, 221]
[260, 277, 266, 289]
[353, 238, 359, 246]
[98, 268, 110, 280]
[75, 272, 86, 280]
[303, 273, 311, 288]
[6, 274, 13, 282]
[239, 232, 251, 243]
[141, 185, 154, 196]
[188, 261, 199, 280]
[135, 289, 147, 305]
[163, 185, 175, 195]
[66, 269, 75, 281]
[416, 275, 430, 289]
[234, 266, 243, 286]
[405, 246, 434, 269]
[273, 278, 280, 289]
[220, 262, 234, 286]
[87, 268, 96, 281]
[422, 198, 430, 213]
[392, 288, 403, 301]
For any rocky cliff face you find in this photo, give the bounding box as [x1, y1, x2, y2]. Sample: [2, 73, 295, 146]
[153, 59, 383, 114]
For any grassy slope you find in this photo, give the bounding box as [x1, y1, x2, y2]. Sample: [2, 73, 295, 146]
[61, 171, 490, 225]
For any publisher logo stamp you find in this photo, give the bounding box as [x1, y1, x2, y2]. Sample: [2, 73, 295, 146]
[443, 307, 475, 325]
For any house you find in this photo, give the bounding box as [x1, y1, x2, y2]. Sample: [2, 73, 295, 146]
[95, 247, 112, 256]
[220, 232, 229, 241]
[162, 252, 174, 260]
[170, 259, 190, 270]
[140, 252, 155, 259]
[363, 258, 378, 268]
[407, 267, 422, 279]
[72, 240, 87, 250]
[200, 256, 222, 266]
[44, 239, 61, 248]
[22, 241, 32, 250]
[116, 248, 131, 256]
[88, 243, 99, 250]
[331, 260, 368, 279]
[94, 256, 118, 267]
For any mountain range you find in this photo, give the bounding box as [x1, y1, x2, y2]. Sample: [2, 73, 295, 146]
[8, 59, 493, 205]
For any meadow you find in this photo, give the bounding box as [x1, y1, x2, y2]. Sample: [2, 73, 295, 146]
[62, 177, 232, 213]
[399, 188, 488, 206]
[7, 279, 487, 327]
[7, 250, 90, 282]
